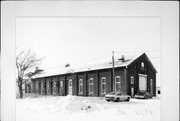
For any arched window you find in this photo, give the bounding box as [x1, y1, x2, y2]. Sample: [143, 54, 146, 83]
[88, 78, 94, 94]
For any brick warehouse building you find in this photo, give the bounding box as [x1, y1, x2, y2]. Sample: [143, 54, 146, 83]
[28, 53, 157, 97]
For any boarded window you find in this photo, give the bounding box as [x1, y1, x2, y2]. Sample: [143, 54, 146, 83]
[79, 79, 83, 94]
[101, 77, 106, 94]
[115, 76, 121, 92]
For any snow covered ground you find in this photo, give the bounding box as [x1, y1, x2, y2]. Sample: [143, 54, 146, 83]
[16, 95, 160, 121]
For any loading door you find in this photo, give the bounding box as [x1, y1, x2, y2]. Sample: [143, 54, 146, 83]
[139, 74, 147, 91]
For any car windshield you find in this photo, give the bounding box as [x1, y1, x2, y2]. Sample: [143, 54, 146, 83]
[117, 93, 122, 95]
[138, 92, 145, 95]
[108, 92, 116, 95]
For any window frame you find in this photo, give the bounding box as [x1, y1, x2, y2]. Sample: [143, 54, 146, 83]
[53, 81, 57, 94]
[41, 82, 44, 94]
[69, 79, 72, 87]
[150, 79, 153, 94]
[68, 79, 73, 95]
[36, 81, 39, 93]
[88, 78, 94, 94]
[59, 80, 63, 93]
[101, 77, 106, 94]
[115, 76, 121, 92]
[46, 81, 50, 95]
[53, 81, 56, 88]
[79, 79, 83, 94]
[141, 62, 144, 68]
[131, 76, 134, 84]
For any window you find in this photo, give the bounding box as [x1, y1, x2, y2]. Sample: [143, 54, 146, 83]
[88, 78, 93, 94]
[59, 81, 63, 93]
[68, 79, 73, 95]
[101, 77, 106, 94]
[150, 79, 153, 93]
[46, 82, 49, 88]
[69, 79, 72, 87]
[36, 82, 39, 93]
[141, 62, 144, 68]
[53, 81, 56, 94]
[46, 81, 49, 94]
[36, 82, 39, 89]
[41, 82, 44, 94]
[131, 76, 134, 84]
[53, 81, 56, 88]
[31, 83, 34, 93]
[115, 76, 121, 92]
[79, 79, 83, 94]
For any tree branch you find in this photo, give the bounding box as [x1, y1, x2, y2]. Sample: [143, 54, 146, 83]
[16, 49, 43, 79]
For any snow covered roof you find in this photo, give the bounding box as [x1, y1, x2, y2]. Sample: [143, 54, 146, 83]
[33, 53, 144, 79]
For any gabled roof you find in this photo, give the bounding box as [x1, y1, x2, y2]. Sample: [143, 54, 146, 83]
[33, 53, 156, 79]
[127, 53, 157, 73]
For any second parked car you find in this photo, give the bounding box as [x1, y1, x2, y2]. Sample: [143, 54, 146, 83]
[105, 92, 131, 102]
[134, 91, 153, 99]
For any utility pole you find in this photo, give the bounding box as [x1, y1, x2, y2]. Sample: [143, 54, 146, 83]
[112, 51, 115, 92]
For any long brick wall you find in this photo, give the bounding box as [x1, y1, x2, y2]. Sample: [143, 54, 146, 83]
[31, 68, 127, 97]
[28, 53, 157, 97]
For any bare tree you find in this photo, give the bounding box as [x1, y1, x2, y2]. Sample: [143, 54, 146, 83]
[16, 49, 43, 98]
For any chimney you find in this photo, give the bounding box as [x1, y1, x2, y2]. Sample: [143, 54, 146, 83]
[118, 55, 125, 62]
[65, 63, 70, 68]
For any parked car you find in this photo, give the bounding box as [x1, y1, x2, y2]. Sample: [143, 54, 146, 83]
[105, 92, 131, 102]
[134, 91, 153, 99]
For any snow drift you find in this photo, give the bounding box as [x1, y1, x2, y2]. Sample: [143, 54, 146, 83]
[16, 95, 160, 121]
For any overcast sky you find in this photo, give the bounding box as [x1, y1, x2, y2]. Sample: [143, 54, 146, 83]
[16, 17, 161, 86]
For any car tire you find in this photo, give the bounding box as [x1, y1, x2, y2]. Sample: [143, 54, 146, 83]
[106, 100, 110, 102]
[126, 97, 130, 101]
[115, 98, 119, 102]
